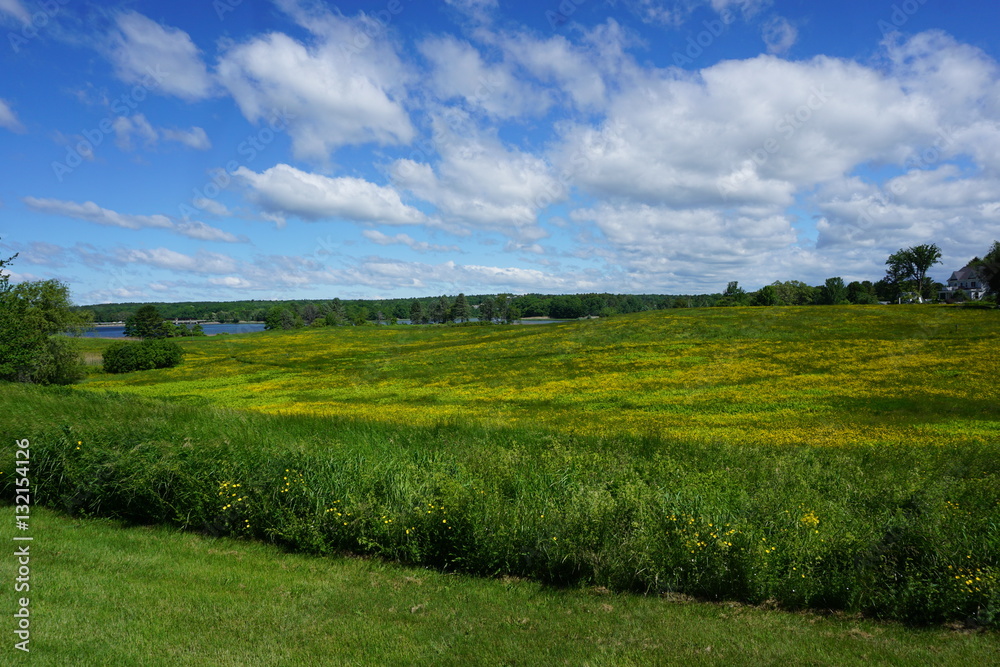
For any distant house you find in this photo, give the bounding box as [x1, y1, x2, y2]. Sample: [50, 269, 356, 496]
[938, 265, 987, 301]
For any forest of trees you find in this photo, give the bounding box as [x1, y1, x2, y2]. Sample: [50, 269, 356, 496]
[72, 242, 1000, 330]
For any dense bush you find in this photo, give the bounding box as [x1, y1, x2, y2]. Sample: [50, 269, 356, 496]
[102, 339, 183, 373]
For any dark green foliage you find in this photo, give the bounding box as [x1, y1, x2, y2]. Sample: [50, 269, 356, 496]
[265, 306, 302, 330]
[970, 240, 1000, 298]
[549, 295, 587, 318]
[124, 305, 171, 339]
[409, 298, 425, 324]
[751, 285, 779, 306]
[886, 244, 942, 300]
[450, 293, 470, 323]
[0, 247, 89, 384]
[477, 296, 496, 323]
[819, 277, 849, 305]
[847, 280, 879, 304]
[717, 281, 749, 307]
[431, 296, 450, 324]
[102, 339, 184, 373]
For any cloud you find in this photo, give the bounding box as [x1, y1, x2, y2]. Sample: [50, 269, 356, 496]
[112, 114, 157, 150]
[443, 0, 497, 22]
[0, 98, 25, 133]
[390, 114, 559, 239]
[0, 0, 29, 24]
[553, 50, 958, 211]
[113, 113, 210, 152]
[216, 18, 414, 160]
[107, 11, 214, 101]
[236, 164, 426, 225]
[762, 16, 797, 54]
[192, 197, 231, 217]
[161, 126, 210, 150]
[117, 247, 239, 274]
[815, 166, 1000, 256]
[418, 35, 550, 118]
[22, 197, 245, 243]
[362, 230, 460, 253]
[208, 276, 253, 289]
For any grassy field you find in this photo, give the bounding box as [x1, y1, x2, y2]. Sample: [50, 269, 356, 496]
[3, 505, 997, 666]
[75, 305, 999, 447]
[2, 305, 999, 651]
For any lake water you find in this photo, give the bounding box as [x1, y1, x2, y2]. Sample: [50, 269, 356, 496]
[80, 323, 267, 338]
[78, 318, 563, 338]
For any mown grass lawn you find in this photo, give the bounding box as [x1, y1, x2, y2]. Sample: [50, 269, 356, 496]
[5, 506, 998, 666]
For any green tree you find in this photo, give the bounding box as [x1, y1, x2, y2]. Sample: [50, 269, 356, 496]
[124, 305, 171, 339]
[885, 244, 942, 300]
[450, 293, 470, 322]
[265, 306, 301, 330]
[409, 299, 425, 324]
[770, 280, 817, 306]
[431, 296, 450, 324]
[0, 248, 90, 384]
[717, 281, 748, 307]
[751, 285, 779, 306]
[478, 296, 496, 323]
[847, 280, 878, 304]
[970, 240, 1000, 299]
[819, 277, 848, 305]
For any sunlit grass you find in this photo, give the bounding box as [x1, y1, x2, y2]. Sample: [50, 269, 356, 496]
[9, 505, 999, 665]
[77, 306, 1000, 447]
[6, 305, 997, 630]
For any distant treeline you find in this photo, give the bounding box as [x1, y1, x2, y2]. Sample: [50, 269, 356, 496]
[80, 293, 712, 325]
[75, 279, 921, 326]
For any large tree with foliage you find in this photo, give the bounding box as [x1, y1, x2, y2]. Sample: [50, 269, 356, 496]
[0, 245, 90, 384]
[717, 281, 748, 307]
[751, 285, 779, 306]
[847, 280, 878, 304]
[478, 296, 496, 323]
[124, 304, 171, 339]
[409, 299, 425, 324]
[885, 244, 942, 299]
[970, 240, 1000, 300]
[450, 293, 470, 322]
[818, 277, 849, 305]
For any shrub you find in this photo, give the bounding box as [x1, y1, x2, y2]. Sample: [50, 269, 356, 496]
[102, 339, 184, 373]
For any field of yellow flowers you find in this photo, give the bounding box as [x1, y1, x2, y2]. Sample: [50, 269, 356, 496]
[80, 305, 999, 448]
[4, 305, 998, 628]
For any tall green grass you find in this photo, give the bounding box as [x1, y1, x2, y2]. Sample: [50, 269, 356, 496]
[3, 383, 998, 627]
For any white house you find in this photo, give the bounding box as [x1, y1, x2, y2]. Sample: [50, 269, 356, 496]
[938, 265, 987, 301]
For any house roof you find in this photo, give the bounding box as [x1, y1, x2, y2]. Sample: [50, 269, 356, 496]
[949, 265, 980, 281]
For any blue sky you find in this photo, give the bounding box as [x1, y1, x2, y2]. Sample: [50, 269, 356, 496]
[1, 0, 999, 304]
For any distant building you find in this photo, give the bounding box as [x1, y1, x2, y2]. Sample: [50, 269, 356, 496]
[938, 265, 987, 301]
